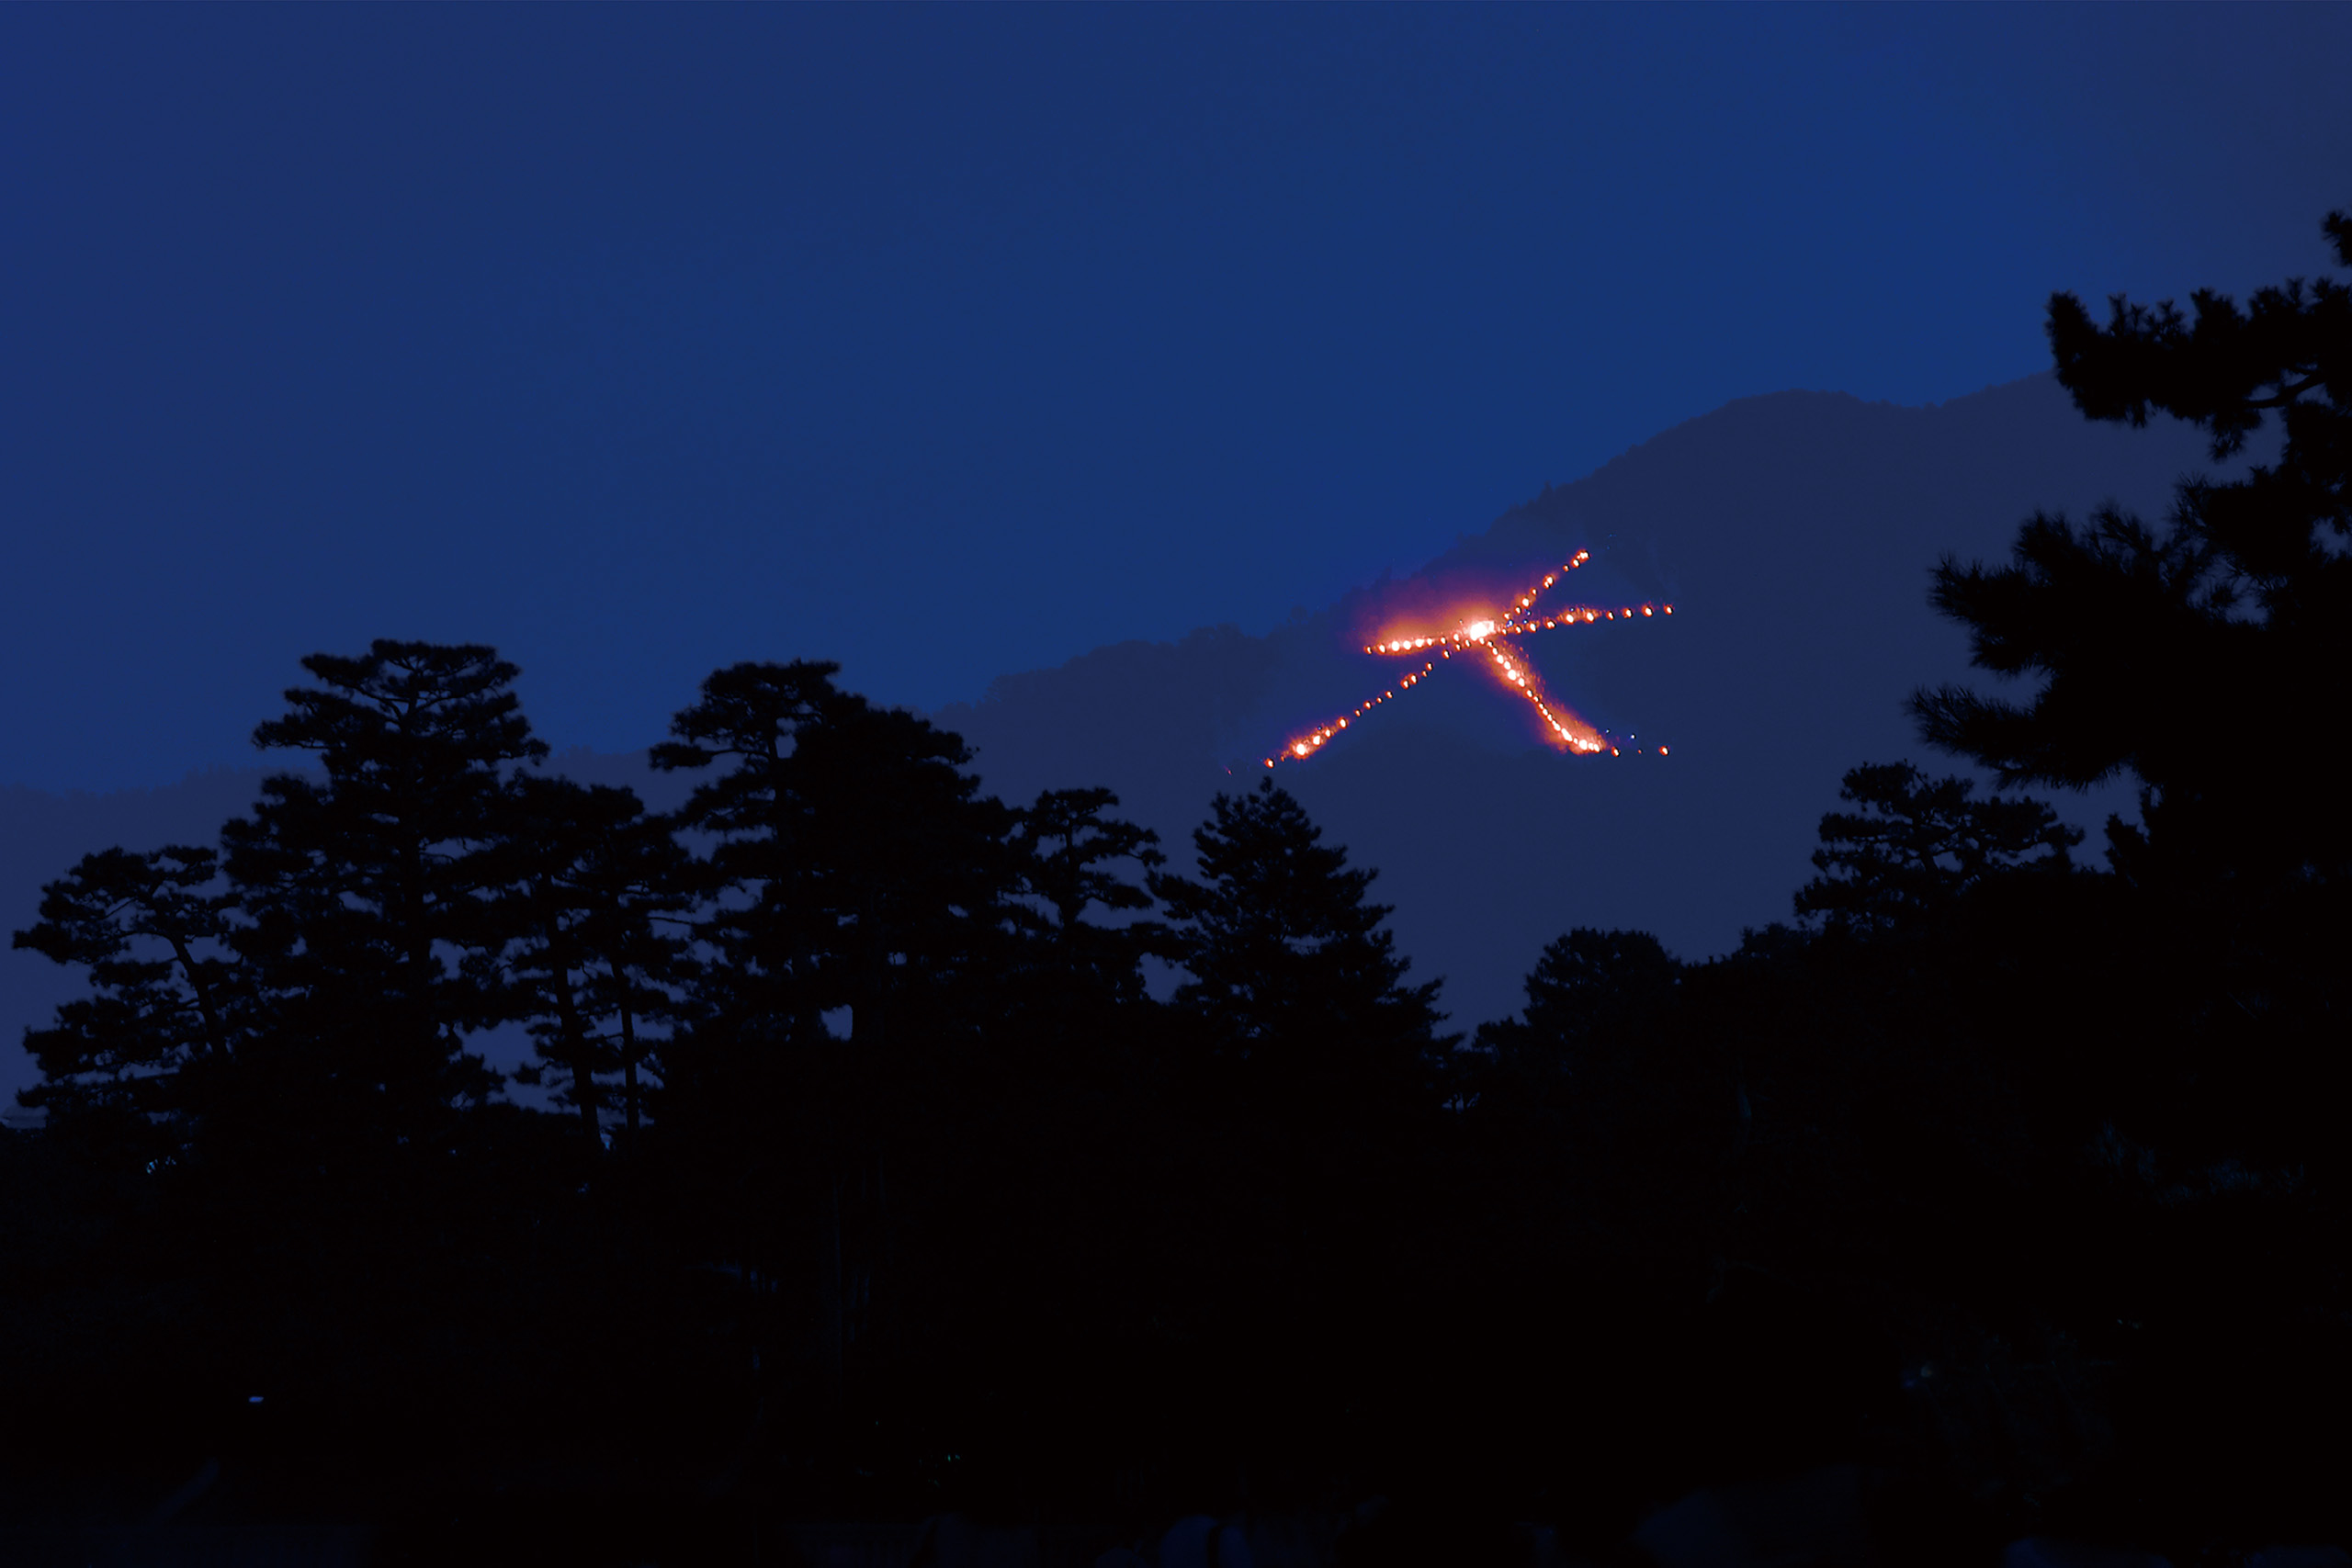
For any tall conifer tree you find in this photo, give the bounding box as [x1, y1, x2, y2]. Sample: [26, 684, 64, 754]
[11, 845, 242, 1159]
[220, 640, 546, 1158]
[502, 774, 695, 1151]
[1915, 209, 2351, 891]
[1911, 210, 2351, 1169]
[1153, 777, 1450, 1100]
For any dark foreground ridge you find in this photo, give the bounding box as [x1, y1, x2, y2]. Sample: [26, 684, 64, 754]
[2, 216, 2347, 1567]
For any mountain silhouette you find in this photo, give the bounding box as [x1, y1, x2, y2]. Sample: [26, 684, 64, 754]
[0, 373, 2207, 1101]
[933, 372, 2208, 1029]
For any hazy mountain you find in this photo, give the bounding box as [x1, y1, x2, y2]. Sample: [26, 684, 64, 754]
[936, 372, 2208, 1031]
[1, 373, 2208, 1103]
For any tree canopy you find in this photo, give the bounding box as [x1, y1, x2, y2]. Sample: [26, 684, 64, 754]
[1915, 208, 2351, 893]
[1793, 761, 2080, 934]
[7, 222, 2348, 1554]
[10, 844, 239, 1156]
[220, 639, 547, 1160]
[1152, 776, 1451, 1099]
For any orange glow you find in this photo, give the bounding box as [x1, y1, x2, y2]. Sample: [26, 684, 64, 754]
[1277, 551, 1678, 763]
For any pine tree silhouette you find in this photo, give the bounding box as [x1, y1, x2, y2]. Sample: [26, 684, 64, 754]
[1153, 776, 1451, 1102]
[1793, 761, 2079, 935]
[1915, 208, 2352, 894]
[11, 844, 241, 1161]
[220, 640, 546, 1162]
[502, 774, 696, 1152]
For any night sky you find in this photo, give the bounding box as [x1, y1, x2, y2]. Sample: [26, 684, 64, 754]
[4, 5, 2350, 794]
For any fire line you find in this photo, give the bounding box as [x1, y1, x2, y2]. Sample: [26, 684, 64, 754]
[1269, 550, 1675, 766]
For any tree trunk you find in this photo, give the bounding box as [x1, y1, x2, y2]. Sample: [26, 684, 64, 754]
[548, 937, 599, 1148]
[618, 988, 642, 1147]
[819, 1173, 846, 1386]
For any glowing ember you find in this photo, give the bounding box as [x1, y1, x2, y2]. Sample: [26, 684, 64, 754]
[1273, 548, 1677, 764]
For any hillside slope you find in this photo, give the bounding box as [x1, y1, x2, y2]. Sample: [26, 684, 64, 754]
[2, 374, 2208, 1102]
[938, 373, 2207, 1027]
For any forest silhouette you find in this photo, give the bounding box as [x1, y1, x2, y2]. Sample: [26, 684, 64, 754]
[4, 217, 2346, 1566]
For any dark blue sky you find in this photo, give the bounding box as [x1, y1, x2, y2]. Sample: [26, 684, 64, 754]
[5, 4, 2348, 793]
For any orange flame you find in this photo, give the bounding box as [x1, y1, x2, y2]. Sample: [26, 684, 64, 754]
[1279, 550, 1674, 763]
